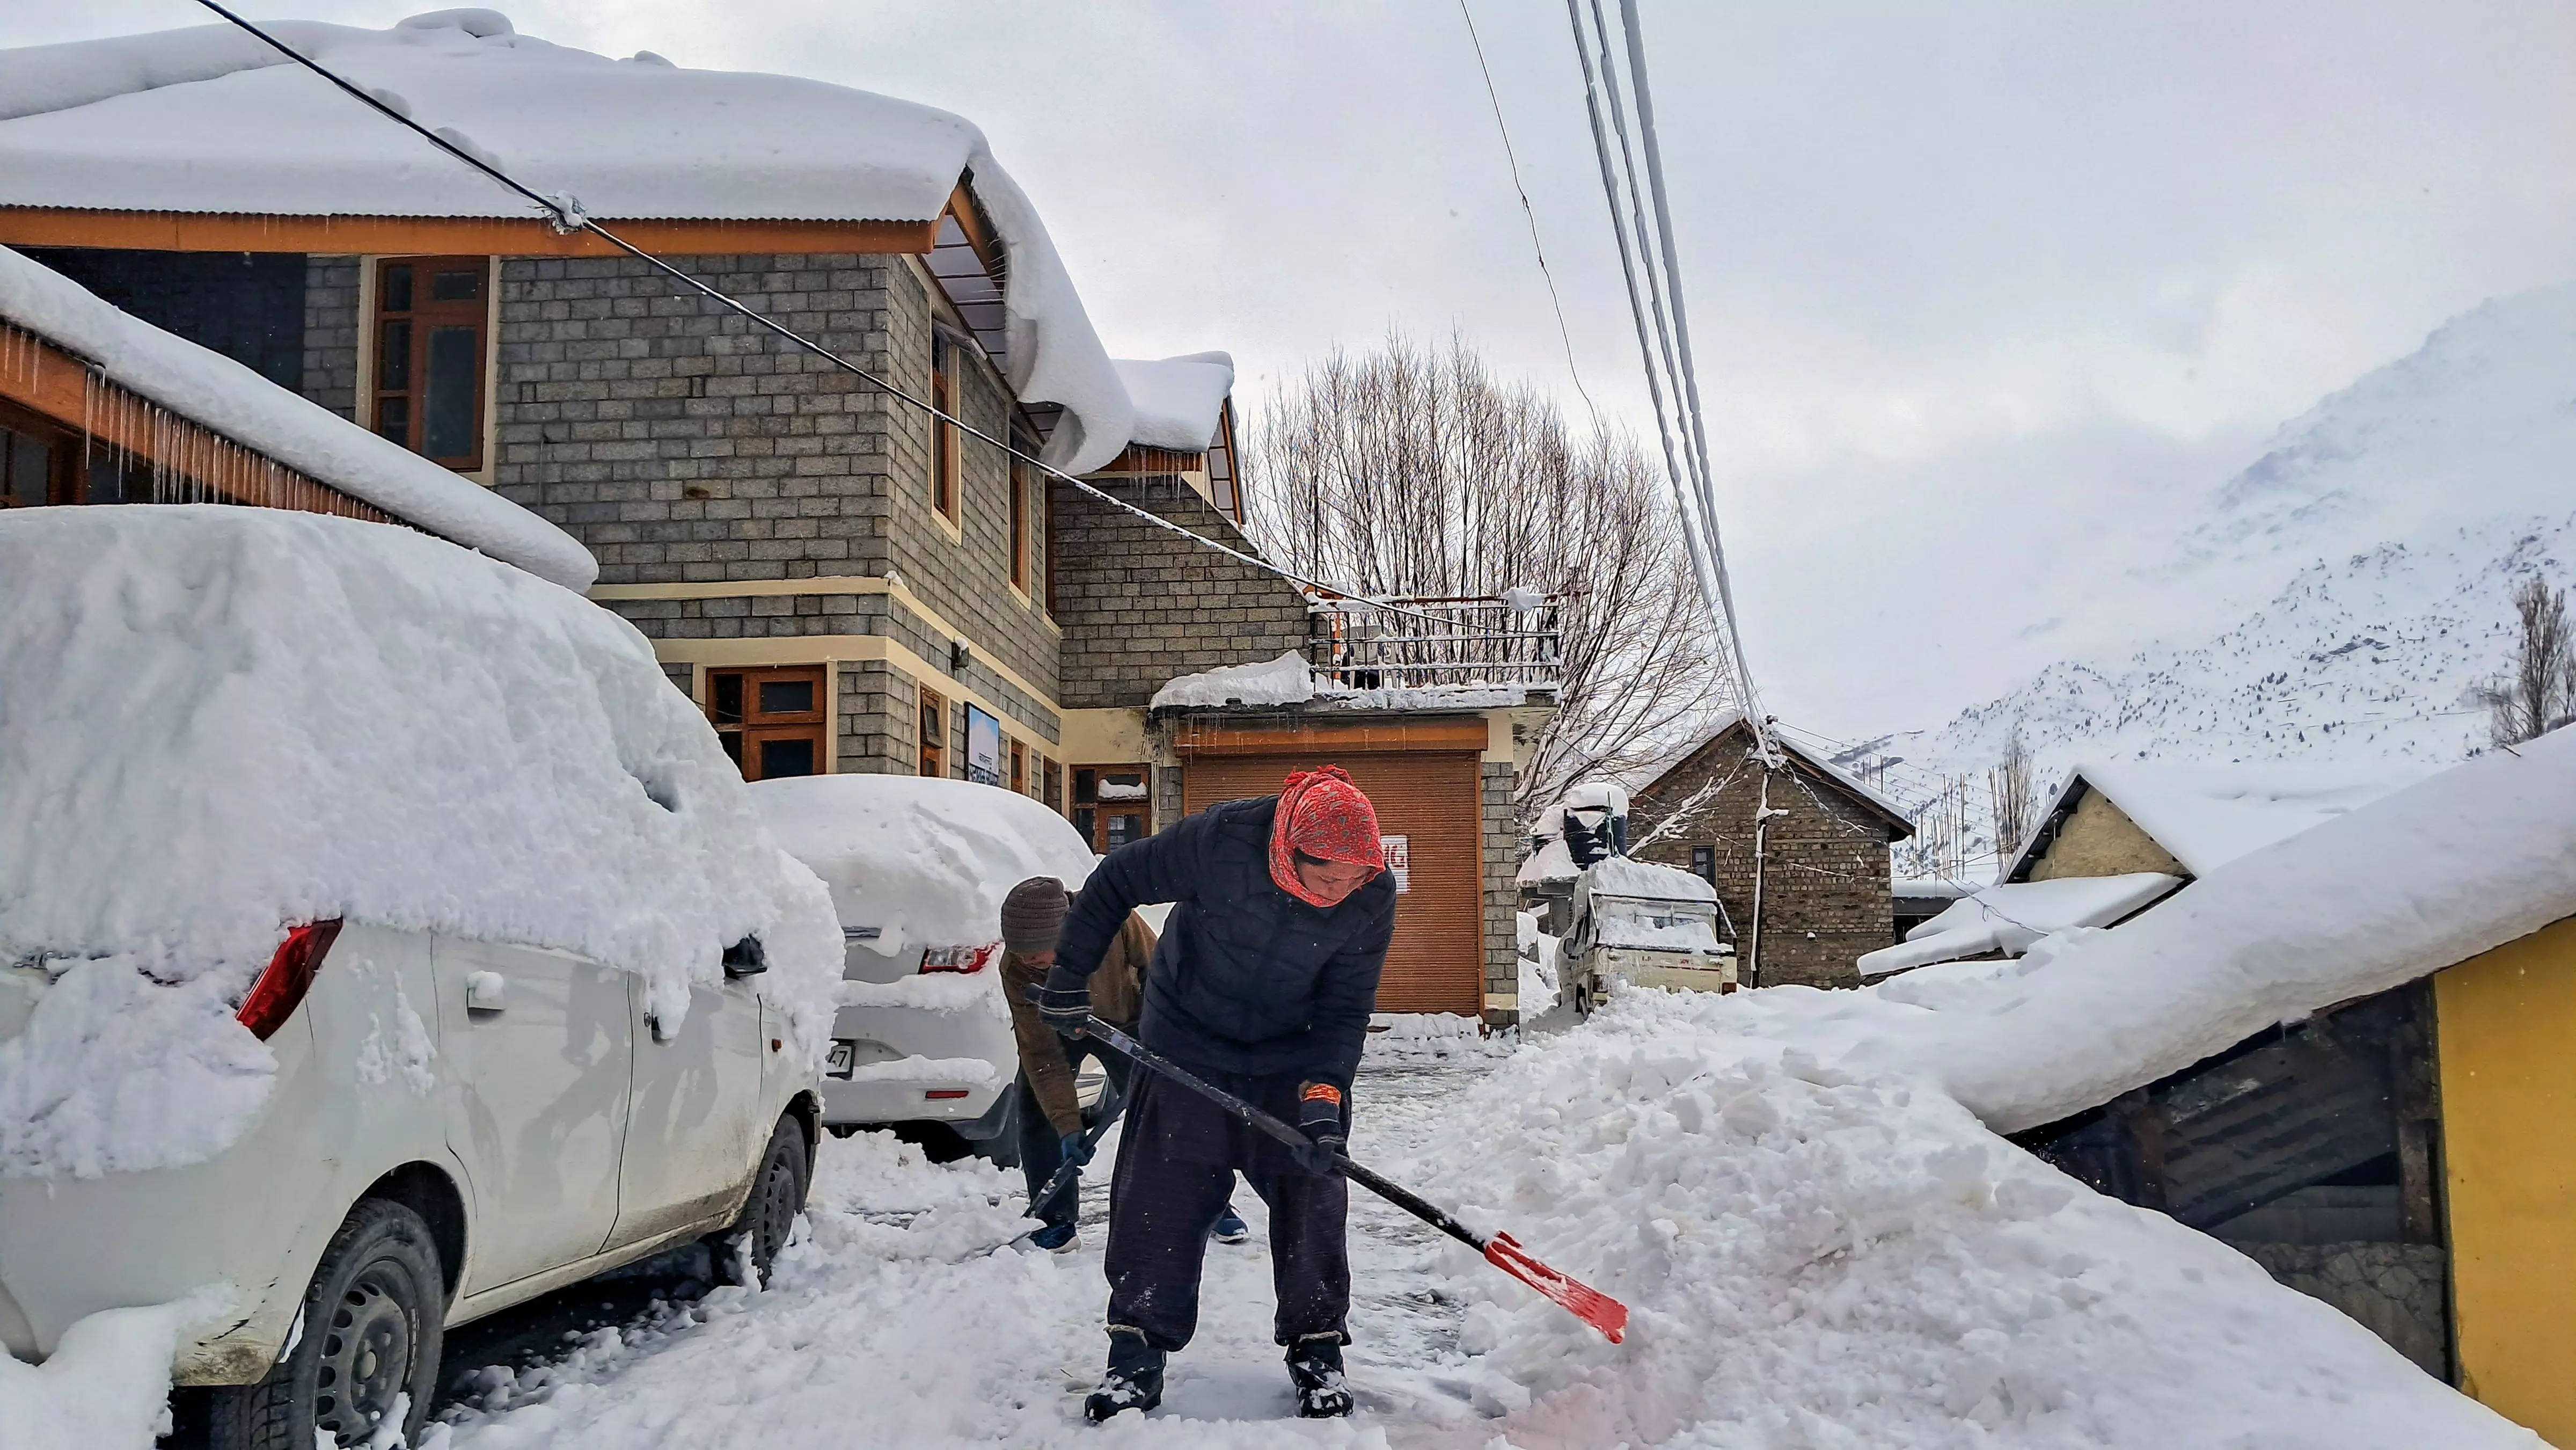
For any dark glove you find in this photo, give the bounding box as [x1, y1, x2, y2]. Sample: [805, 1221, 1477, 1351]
[1060, 1130, 1095, 1168]
[1293, 1080, 1347, 1174]
[1033, 979, 1091, 1040]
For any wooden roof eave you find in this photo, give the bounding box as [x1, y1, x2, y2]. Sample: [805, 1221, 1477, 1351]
[0, 208, 940, 257]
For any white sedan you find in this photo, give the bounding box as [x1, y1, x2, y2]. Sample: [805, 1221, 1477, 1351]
[753, 774, 1099, 1163]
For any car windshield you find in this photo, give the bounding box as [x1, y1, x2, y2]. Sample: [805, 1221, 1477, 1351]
[1590, 896, 1723, 952]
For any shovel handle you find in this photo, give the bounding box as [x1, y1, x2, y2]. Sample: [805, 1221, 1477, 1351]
[1077, 1015, 1491, 1255]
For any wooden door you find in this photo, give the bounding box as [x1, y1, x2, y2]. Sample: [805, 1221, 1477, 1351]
[1183, 752, 1484, 1016]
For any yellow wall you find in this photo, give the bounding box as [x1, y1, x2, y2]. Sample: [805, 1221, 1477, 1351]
[2437, 914, 2576, 1445]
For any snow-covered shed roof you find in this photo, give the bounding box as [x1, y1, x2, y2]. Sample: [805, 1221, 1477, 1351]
[0, 244, 596, 589]
[2007, 761, 2421, 881]
[1857, 872, 2184, 979]
[1113, 352, 1233, 452]
[0, 11, 1137, 474]
[1634, 713, 1915, 840]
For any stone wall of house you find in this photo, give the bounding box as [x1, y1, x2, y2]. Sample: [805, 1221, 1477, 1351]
[1629, 730, 1898, 990]
[835, 660, 917, 775]
[301, 257, 362, 420]
[878, 263, 1058, 702]
[1481, 760, 1522, 1026]
[488, 252, 896, 587]
[1049, 474, 1309, 710]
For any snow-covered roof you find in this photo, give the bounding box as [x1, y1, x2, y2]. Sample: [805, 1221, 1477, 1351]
[750, 774, 1094, 961]
[1858, 872, 2183, 978]
[0, 244, 596, 590]
[1637, 713, 1914, 835]
[2012, 761, 2421, 880]
[0, 12, 1137, 474]
[0, 506, 840, 1179]
[1149, 650, 1314, 710]
[1892, 877, 1977, 900]
[1113, 352, 1232, 452]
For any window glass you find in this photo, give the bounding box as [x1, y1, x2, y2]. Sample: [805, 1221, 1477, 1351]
[758, 679, 814, 715]
[1105, 811, 1146, 849]
[1073, 768, 1097, 805]
[380, 265, 413, 312]
[430, 269, 482, 302]
[759, 737, 816, 778]
[4, 428, 50, 508]
[423, 325, 479, 460]
[711, 673, 744, 725]
[378, 322, 410, 390]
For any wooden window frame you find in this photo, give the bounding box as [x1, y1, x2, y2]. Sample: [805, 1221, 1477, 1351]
[0, 399, 79, 508]
[706, 665, 826, 782]
[918, 686, 948, 778]
[930, 330, 962, 528]
[1070, 763, 1152, 852]
[1009, 738, 1028, 796]
[372, 256, 491, 471]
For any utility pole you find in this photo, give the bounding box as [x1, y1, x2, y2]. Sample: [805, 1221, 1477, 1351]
[1745, 772, 1790, 987]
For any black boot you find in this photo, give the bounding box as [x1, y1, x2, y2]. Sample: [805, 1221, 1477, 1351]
[1286, 1333, 1353, 1418]
[1084, 1328, 1165, 1423]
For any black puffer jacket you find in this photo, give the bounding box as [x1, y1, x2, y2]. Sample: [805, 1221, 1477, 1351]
[1046, 796, 1396, 1093]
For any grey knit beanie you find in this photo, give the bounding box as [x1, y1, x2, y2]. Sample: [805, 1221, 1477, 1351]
[999, 877, 1070, 954]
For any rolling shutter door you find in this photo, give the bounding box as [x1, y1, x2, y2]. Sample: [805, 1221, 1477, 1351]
[1183, 752, 1484, 1016]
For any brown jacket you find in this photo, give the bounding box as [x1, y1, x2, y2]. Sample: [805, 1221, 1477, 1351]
[1001, 910, 1155, 1136]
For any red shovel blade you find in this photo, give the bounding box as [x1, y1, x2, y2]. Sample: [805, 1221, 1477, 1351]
[1483, 1232, 1629, 1344]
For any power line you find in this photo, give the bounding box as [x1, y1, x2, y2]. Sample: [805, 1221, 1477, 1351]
[1457, 0, 1598, 422]
[186, 0, 1519, 644]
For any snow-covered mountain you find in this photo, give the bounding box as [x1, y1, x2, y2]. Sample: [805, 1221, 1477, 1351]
[1847, 282, 2576, 862]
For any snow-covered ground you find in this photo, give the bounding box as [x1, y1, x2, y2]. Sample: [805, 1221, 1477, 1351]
[411, 991, 2537, 1448]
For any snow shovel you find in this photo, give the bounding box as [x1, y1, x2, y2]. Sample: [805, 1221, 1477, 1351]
[1075, 1014, 1629, 1344]
[998, 1074, 1128, 1251]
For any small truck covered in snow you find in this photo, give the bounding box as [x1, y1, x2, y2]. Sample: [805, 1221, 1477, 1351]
[1560, 855, 1737, 1016]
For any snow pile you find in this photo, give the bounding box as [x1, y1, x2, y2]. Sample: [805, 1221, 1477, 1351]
[0, 507, 840, 1178]
[837, 971, 1007, 1019]
[0, 13, 1135, 474]
[1858, 872, 2181, 978]
[1113, 353, 1233, 452]
[1516, 909, 1560, 1008]
[0, 245, 595, 591]
[2036, 761, 2421, 877]
[1410, 988, 2542, 1448]
[1577, 855, 1716, 903]
[1148, 651, 1316, 710]
[0, 1286, 233, 1450]
[752, 774, 1094, 961]
[1364, 1013, 1509, 1063]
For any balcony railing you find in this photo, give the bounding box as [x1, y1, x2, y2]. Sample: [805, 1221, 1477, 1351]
[1305, 594, 1562, 694]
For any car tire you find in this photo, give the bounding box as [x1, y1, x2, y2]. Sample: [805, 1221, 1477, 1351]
[718, 1115, 810, 1289]
[206, 1199, 444, 1450]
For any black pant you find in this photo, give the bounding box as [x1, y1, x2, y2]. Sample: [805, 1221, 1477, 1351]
[1103, 1069, 1350, 1351]
[1015, 1036, 1134, 1229]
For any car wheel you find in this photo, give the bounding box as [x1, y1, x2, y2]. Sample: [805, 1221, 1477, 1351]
[206, 1199, 443, 1450]
[718, 1115, 810, 1289]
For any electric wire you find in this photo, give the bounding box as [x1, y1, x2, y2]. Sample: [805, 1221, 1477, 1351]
[186, 0, 1519, 643]
[1458, 0, 1598, 422]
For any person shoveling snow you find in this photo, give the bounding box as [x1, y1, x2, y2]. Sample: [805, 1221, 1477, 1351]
[1036, 766, 1395, 1421]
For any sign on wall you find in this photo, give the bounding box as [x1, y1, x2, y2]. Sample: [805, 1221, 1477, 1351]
[1380, 834, 1410, 893]
[964, 704, 1002, 786]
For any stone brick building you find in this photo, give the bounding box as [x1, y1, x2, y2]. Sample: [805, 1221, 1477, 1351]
[1, 14, 1555, 1024]
[1627, 717, 1914, 990]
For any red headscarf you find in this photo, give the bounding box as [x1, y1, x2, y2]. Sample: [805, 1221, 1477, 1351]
[1269, 766, 1385, 907]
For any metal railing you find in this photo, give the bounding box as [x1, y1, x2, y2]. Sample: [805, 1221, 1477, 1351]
[1305, 594, 1562, 694]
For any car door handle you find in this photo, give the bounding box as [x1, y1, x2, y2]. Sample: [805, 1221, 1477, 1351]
[465, 971, 507, 1013]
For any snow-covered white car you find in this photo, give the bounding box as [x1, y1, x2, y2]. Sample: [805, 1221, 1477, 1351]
[752, 774, 1097, 1162]
[1561, 856, 1737, 1016]
[0, 508, 843, 1449]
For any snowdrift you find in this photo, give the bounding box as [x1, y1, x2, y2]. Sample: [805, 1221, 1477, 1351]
[1409, 989, 2542, 1448]
[0, 507, 841, 1179]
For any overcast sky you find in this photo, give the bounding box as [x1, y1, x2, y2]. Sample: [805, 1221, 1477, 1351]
[18, 2, 2576, 738]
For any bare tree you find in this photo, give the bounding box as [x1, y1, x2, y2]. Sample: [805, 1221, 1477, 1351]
[1986, 728, 2036, 864]
[2470, 577, 2576, 747]
[1895, 773, 1978, 884]
[1246, 329, 1729, 815]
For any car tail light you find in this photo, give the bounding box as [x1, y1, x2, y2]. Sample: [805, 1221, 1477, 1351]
[917, 943, 998, 975]
[237, 920, 343, 1041]
[925, 1089, 971, 1101]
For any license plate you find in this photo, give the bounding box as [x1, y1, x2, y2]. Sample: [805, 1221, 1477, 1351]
[825, 1041, 856, 1079]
